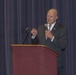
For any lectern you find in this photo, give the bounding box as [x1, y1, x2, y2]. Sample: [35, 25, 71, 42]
[11, 44, 59, 75]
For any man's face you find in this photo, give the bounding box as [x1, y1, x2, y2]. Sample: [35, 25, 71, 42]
[46, 10, 58, 24]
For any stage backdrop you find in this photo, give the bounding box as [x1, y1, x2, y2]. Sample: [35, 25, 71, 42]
[0, 0, 76, 75]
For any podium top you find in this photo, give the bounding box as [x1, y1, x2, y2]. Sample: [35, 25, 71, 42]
[11, 44, 60, 55]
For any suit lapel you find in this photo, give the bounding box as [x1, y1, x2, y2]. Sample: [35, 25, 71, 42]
[51, 23, 58, 32]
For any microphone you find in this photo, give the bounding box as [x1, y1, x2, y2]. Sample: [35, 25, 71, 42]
[22, 27, 30, 44]
[25, 27, 29, 33]
[45, 23, 50, 30]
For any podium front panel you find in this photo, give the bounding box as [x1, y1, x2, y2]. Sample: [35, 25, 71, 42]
[12, 45, 58, 75]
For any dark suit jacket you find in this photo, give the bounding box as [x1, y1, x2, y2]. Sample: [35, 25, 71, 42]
[31, 22, 67, 70]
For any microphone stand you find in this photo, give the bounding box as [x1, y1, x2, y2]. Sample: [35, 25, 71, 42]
[22, 29, 30, 44]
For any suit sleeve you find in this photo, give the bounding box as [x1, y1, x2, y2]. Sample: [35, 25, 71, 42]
[52, 27, 67, 49]
[31, 36, 39, 44]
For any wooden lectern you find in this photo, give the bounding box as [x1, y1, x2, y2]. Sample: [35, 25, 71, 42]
[11, 44, 59, 75]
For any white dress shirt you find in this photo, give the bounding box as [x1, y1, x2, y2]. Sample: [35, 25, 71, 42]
[45, 22, 56, 41]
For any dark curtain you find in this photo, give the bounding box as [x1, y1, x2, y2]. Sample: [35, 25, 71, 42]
[0, 0, 75, 75]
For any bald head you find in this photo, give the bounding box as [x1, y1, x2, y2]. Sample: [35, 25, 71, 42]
[46, 8, 58, 24]
[47, 9, 58, 16]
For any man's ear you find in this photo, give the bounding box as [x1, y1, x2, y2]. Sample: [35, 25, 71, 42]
[56, 16, 58, 20]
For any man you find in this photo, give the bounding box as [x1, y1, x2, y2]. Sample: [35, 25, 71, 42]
[31, 8, 67, 75]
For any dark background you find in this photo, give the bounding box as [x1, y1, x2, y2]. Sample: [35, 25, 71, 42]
[0, 0, 76, 75]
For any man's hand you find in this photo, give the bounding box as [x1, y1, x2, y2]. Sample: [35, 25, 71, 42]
[45, 30, 54, 39]
[31, 28, 37, 36]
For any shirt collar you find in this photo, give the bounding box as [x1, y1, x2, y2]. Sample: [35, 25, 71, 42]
[45, 21, 56, 30]
[50, 21, 56, 27]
